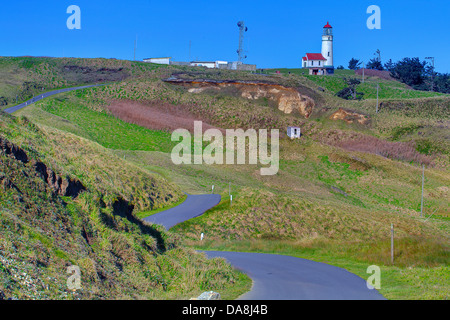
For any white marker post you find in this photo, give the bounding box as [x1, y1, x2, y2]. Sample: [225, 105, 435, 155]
[230, 194, 233, 206]
[211, 185, 214, 194]
[200, 233, 204, 241]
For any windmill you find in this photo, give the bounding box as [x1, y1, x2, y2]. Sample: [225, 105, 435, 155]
[237, 21, 248, 63]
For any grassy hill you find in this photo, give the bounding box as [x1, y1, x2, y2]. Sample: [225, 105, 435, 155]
[0, 111, 250, 300]
[0, 56, 163, 109]
[1, 56, 449, 300]
[266, 68, 447, 100]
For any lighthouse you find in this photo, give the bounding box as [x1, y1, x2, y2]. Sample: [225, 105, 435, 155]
[321, 21, 334, 74]
[302, 21, 335, 75]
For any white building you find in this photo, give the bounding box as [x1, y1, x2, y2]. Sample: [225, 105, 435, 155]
[190, 61, 229, 69]
[302, 53, 328, 74]
[215, 61, 228, 68]
[302, 22, 334, 75]
[143, 57, 171, 65]
[190, 61, 215, 68]
[287, 126, 301, 139]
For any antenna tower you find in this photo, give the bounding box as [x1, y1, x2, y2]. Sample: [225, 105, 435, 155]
[237, 21, 248, 63]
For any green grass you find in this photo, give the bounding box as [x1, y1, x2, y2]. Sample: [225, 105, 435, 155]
[34, 95, 175, 152]
[265, 67, 447, 100]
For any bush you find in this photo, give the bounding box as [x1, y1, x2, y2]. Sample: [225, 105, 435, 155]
[336, 77, 364, 100]
[0, 96, 8, 106]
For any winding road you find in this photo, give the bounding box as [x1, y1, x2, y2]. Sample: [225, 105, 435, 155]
[7, 89, 385, 300]
[3, 84, 106, 114]
[144, 194, 385, 300]
[144, 194, 221, 229]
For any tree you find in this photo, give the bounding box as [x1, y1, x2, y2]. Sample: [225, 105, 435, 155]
[337, 65, 344, 70]
[336, 77, 364, 100]
[366, 58, 384, 70]
[386, 57, 449, 93]
[390, 57, 426, 88]
[348, 58, 362, 70]
[384, 59, 395, 72]
[432, 73, 450, 94]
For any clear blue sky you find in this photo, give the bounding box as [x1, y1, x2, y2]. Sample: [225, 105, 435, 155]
[1, 0, 449, 72]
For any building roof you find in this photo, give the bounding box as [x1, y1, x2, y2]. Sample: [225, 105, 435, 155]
[324, 21, 332, 28]
[143, 57, 171, 60]
[303, 53, 327, 61]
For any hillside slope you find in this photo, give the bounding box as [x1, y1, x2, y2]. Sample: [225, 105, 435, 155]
[1, 56, 449, 300]
[0, 112, 250, 299]
[0, 56, 162, 109]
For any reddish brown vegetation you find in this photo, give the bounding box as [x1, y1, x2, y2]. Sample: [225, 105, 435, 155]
[319, 130, 433, 166]
[355, 69, 395, 81]
[104, 100, 222, 133]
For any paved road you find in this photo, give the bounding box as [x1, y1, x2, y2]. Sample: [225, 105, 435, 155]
[202, 251, 385, 300]
[144, 194, 221, 229]
[144, 193, 385, 300]
[3, 84, 106, 114]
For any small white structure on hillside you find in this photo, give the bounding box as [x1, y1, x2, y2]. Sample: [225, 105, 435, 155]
[143, 57, 171, 65]
[287, 126, 301, 139]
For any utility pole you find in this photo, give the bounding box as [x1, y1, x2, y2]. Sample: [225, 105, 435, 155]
[134, 35, 137, 61]
[362, 61, 365, 83]
[376, 82, 379, 113]
[425, 57, 435, 91]
[189, 40, 192, 62]
[391, 223, 394, 264]
[420, 165, 425, 217]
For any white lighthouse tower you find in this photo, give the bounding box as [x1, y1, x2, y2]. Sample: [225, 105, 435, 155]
[321, 21, 334, 74]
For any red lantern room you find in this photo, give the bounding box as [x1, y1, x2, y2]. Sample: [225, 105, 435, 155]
[323, 21, 333, 35]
